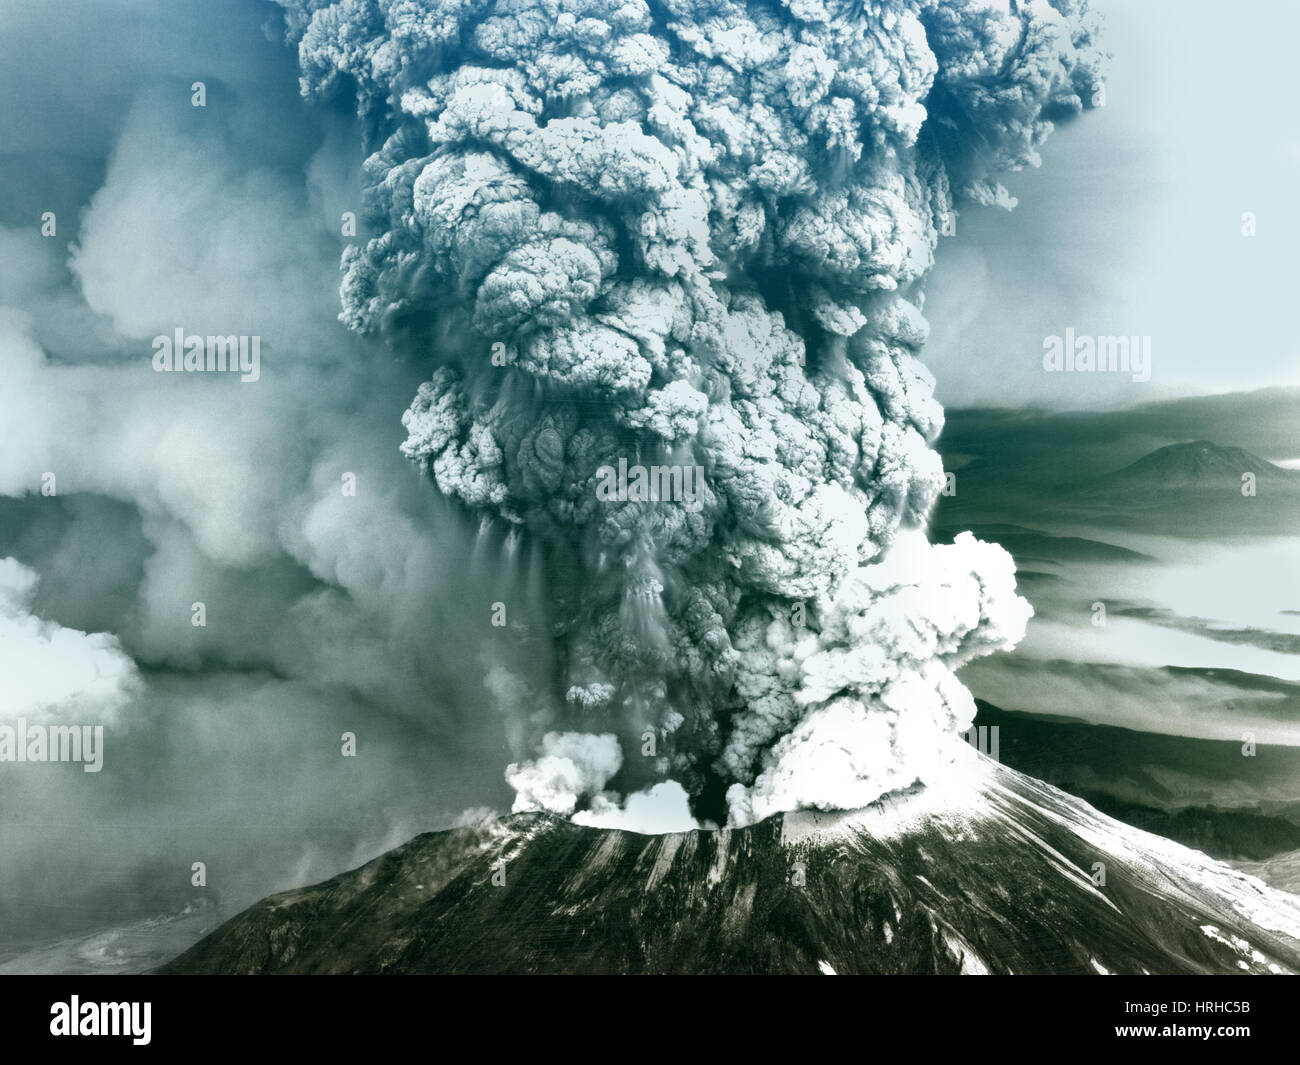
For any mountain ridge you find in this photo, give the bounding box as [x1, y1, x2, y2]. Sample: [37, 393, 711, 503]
[162, 756, 1300, 975]
[1079, 440, 1300, 495]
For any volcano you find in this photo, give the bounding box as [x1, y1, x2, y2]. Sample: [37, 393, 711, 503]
[163, 755, 1300, 975]
[1080, 441, 1300, 495]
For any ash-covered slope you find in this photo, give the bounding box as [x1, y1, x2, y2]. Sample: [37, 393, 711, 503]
[164, 757, 1300, 974]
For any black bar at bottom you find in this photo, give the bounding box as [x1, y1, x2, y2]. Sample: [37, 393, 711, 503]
[0, 974, 1286, 1053]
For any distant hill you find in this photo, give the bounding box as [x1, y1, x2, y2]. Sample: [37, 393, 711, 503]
[935, 420, 1300, 535]
[972, 702, 1300, 863]
[1077, 440, 1300, 495]
[936, 389, 1300, 495]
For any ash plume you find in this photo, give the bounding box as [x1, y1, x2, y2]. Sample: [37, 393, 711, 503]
[275, 0, 1101, 826]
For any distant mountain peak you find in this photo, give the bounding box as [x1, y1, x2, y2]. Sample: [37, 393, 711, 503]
[1061, 440, 1300, 507]
[1107, 440, 1293, 487]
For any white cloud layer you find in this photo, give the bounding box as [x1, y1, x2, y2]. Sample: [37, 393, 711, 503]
[0, 558, 139, 724]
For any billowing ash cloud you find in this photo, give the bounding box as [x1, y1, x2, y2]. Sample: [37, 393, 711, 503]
[275, 0, 1100, 825]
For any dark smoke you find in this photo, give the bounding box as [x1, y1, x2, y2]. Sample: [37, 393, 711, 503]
[274, 0, 1102, 827]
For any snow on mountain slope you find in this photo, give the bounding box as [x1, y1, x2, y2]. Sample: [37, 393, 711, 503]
[164, 754, 1300, 974]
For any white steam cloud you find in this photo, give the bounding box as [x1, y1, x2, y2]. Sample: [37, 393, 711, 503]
[506, 730, 623, 814]
[0, 558, 140, 725]
[274, 0, 1100, 824]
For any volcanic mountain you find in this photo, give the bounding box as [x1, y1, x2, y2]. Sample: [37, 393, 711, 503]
[163, 755, 1300, 975]
[1044, 440, 1300, 535]
[1079, 441, 1300, 495]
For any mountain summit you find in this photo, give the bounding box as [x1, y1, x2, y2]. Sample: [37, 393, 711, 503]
[1092, 440, 1298, 492]
[163, 757, 1300, 975]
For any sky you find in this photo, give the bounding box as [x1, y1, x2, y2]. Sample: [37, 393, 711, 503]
[924, 0, 1300, 409]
